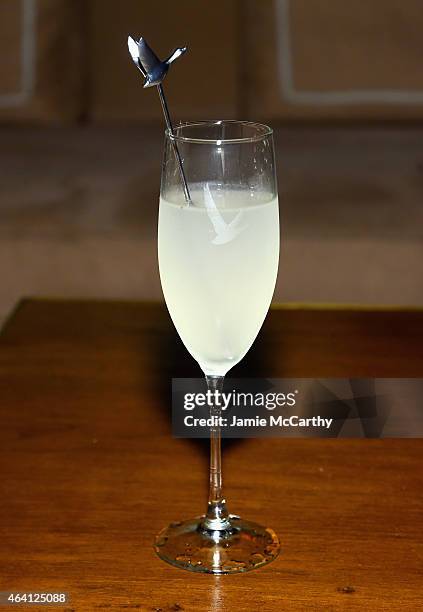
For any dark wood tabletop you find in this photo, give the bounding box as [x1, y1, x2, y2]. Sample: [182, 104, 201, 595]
[0, 299, 422, 611]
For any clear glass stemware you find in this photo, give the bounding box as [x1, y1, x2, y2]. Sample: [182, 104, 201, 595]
[156, 120, 280, 574]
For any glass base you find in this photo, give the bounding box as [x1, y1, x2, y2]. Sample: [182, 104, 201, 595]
[154, 514, 280, 574]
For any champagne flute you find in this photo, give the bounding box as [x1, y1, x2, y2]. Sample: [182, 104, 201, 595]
[156, 120, 280, 573]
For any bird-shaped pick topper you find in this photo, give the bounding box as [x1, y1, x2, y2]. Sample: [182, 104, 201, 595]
[127, 36, 187, 88]
[127, 34, 191, 203]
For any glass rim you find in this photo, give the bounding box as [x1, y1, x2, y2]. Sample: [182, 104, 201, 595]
[166, 120, 273, 145]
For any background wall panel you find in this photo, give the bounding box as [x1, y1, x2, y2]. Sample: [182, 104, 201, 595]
[244, 0, 423, 121]
[0, 0, 84, 122]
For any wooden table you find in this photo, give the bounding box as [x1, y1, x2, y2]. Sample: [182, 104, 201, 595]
[0, 299, 422, 611]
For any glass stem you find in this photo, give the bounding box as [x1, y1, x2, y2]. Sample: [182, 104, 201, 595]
[202, 375, 231, 532]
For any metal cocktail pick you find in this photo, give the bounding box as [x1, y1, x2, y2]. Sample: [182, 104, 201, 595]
[127, 35, 191, 204]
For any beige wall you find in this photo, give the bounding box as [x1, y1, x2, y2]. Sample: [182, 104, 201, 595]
[2, 0, 423, 123]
